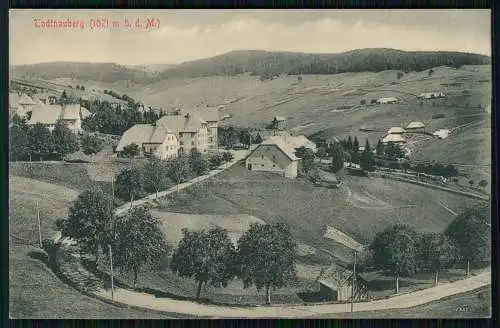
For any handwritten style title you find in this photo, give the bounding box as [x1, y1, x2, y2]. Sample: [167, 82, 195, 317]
[33, 17, 161, 30]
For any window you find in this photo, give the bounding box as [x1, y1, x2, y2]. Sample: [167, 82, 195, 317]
[179, 133, 183, 138]
[191, 132, 196, 137]
[179, 141, 184, 146]
[192, 141, 195, 146]
[261, 164, 264, 167]
[266, 147, 270, 151]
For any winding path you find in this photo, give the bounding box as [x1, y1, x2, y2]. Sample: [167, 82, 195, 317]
[90, 270, 490, 318]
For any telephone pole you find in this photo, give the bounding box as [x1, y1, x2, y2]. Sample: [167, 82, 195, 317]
[109, 244, 114, 301]
[36, 200, 42, 248]
[351, 251, 357, 313]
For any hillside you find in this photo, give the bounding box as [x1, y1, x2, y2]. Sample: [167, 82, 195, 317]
[10, 62, 156, 84]
[156, 49, 490, 80]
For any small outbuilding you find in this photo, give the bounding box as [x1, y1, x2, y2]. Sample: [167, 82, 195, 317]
[376, 97, 399, 104]
[387, 127, 406, 135]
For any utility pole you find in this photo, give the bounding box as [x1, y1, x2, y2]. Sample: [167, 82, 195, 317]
[109, 244, 114, 301]
[36, 200, 42, 248]
[351, 251, 357, 313]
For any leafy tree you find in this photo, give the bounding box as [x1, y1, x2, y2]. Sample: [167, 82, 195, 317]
[222, 151, 234, 162]
[122, 143, 140, 159]
[60, 90, 70, 105]
[208, 153, 224, 169]
[27, 123, 54, 161]
[445, 205, 490, 274]
[236, 222, 298, 304]
[346, 136, 353, 151]
[330, 143, 345, 173]
[166, 155, 190, 191]
[353, 136, 359, 152]
[52, 120, 79, 160]
[9, 115, 31, 161]
[297, 75, 302, 82]
[170, 226, 236, 300]
[254, 133, 263, 144]
[112, 206, 169, 287]
[428, 69, 434, 77]
[115, 167, 143, 204]
[397, 72, 404, 80]
[316, 147, 328, 160]
[189, 148, 210, 176]
[478, 179, 488, 188]
[360, 149, 376, 172]
[360, 99, 366, 105]
[142, 157, 170, 199]
[61, 185, 113, 263]
[370, 224, 419, 294]
[417, 233, 459, 285]
[295, 146, 316, 174]
[81, 134, 104, 162]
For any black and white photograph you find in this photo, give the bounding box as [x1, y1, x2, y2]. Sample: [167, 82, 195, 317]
[8, 9, 492, 318]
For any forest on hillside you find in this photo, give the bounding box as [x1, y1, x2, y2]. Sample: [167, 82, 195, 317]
[11, 49, 490, 84]
[156, 49, 491, 80]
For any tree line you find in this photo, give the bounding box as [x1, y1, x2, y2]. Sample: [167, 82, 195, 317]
[9, 115, 107, 162]
[81, 100, 164, 136]
[367, 204, 490, 293]
[114, 148, 234, 202]
[57, 183, 297, 304]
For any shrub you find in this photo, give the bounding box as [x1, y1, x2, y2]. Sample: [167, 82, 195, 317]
[222, 151, 234, 162]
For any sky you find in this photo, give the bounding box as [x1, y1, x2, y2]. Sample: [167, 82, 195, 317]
[9, 9, 491, 66]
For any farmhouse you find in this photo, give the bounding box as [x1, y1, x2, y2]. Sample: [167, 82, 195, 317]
[28, 103, 91, 134]
[418, 92, 446, 99]
[382, 134, 407, 144]
[433, 129, 450, 139]
[115, 124, 179, 159]
[376, 97, 398, 104]
[116, 112, 215, 158]
[387, 127, 406, 135]
[405, 121, 426, 131]
[245, 137, 300, 178]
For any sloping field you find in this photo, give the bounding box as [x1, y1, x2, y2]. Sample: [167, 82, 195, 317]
[151, 211, 265, 246]
[9, 176, 167, 318]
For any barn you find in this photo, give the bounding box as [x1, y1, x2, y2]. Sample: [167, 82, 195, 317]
[245, 137, 300, 178]
[376, 97, 398, 104]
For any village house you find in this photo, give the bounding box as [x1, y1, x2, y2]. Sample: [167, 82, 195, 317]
[116, 111, 217, 159]
[418, 91, 446, 99]
[9, 92, 37, 118]
[382, 134, 407, 144]
[28, 103, 92, 134]
[376, 97, 399, 104]
[405, 121, 426, 132]
[245, 137, 299, 178]
[245, 135, 316, 178]
[433, 129, 450, 139]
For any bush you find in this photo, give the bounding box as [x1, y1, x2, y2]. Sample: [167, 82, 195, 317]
[222, 151, 234, 162]
[208, 153, 224, 169]
[431, 113, 445, 119]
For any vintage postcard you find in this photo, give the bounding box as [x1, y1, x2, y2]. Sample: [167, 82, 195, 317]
[8, 9, 492, 319]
